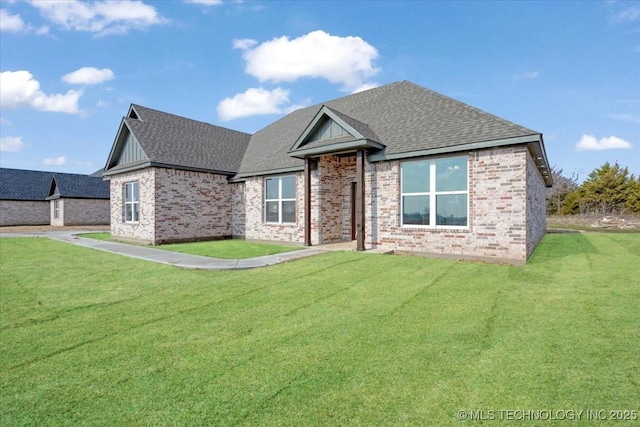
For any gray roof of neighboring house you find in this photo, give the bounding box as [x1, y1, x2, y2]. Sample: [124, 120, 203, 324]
[0, 168, 54, 201]
[238, 81, 541, 175]
[49, 173, 110, 199]
[0, 168, 109, 201]
[119, 104, 251, 174]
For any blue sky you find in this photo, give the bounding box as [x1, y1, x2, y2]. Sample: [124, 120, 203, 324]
[1, 0, 638, 181]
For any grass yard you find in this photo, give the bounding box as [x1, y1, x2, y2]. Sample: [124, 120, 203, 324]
[1, 233, 639, 425]
[80, 232, 301, 259]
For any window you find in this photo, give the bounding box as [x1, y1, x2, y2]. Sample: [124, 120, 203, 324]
[53, 200, 60, 219]
[265, 175, 296, 223]
[124, 181, 139, 223]
[401, 156, 468, 227]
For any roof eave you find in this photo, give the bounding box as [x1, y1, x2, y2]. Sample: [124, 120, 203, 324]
[233, 166, 305, 181]
[288, 139, 385, 159]
[367, 133, 553, 187]
[103, 160, 237, 178]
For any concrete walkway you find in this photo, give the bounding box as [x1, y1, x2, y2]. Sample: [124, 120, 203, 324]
[0, 230, 328, 270]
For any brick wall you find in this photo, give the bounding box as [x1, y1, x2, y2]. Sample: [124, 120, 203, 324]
[243, 172, 306, 243]
[51, 198, 109, 226]
[525, 149, 547, 259]
[109, 167, 234, 244]
[153, 168, 232, 243]
[105, 145, 547, 263]
[316, 155, 356, 243]
[109, 169, 156, 243]
[367, 146, 532, 264]
[231, 182, 246, 238]
[0, 200, 49, 226]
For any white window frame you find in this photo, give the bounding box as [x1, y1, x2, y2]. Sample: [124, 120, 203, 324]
[401, 155, 469, 229]
[264, 175, 296, 224]
[53, 200, 60, 220]
[124, 181, 140, 223]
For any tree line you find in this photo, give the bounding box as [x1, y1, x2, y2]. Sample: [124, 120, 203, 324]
[547, 162, 640, 216]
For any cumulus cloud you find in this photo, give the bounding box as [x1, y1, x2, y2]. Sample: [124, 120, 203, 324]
[0, 70, 82, 114]
[217, 87, 292, 121]
[184, 0, 223, 5]
[0, 9, 48, 34]
[0, 136, 24, 152]
[62, 67, 115, 85]
[30, 0, 165, 35]
[0, 9, 25, 32]
[44, 156, 67, 166]
[233, 30, 379, 92]
[575, 134, 633, 151]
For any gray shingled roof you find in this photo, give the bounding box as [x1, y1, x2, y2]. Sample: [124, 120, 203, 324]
[0, 168, 108, 201]
[49, 173, 109, 199]
[124, 105, 251, 174]
[238, 81, 540, 175]
[0, 168, 53, 201]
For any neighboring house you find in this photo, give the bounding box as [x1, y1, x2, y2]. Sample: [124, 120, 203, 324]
[0, 169, 53, 226]
[103, 81, 552, 264]
[47, 172, 110, 226]
[0, 168, 110, 226]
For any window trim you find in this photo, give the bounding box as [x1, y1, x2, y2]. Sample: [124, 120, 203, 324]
[53, 200, 60, 220]
[400, 155, 469, 229]
[264, 175, 296, 224]
[124, 181, 140, 223]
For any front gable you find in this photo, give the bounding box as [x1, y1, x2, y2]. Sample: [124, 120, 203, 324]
[47, 176, 60, 200]
[288, 106, 385, 159]
[103, 109, 150, 176]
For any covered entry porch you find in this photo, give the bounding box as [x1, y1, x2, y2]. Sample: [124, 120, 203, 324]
[305, 152, 364, 249]
[287, 105, 386, 251]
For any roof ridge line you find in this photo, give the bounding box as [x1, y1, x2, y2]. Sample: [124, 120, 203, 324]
[131, 104, 252, 137]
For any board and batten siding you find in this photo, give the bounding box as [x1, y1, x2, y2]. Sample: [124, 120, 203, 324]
[116, 132, 147, 166]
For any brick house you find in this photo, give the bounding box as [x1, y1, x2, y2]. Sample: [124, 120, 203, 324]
[103, 81, 552, 264]
[0, 168, 109, 226]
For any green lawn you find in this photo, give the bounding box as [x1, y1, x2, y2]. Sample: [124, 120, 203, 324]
[1, 233, 638, 425]
[80, 232, 301, 259]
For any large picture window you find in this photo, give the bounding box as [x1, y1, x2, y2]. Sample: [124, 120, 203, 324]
[265, 175, 296, 223]
[401, 156, 468, 227]
[124, 181, 139, 223]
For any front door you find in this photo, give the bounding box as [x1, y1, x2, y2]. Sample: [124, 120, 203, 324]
[350, 181, 356, 240]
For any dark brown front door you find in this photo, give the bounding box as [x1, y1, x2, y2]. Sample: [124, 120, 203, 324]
[350, 181, 356, 240]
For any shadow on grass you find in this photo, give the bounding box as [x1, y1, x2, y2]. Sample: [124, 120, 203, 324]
[529, 232, 600, 265]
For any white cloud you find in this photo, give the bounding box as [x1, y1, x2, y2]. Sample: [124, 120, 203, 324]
[0, 9, 49, 34]
[62, 67, 115, 85]
[184, 0, 223, 5]
[234, 30, 379, 92]
[232, 38, 257, 50]
[0, 117, 11, 126]
[575, 134, 633, 151]
[515, 71, 539, 80]
[0, 136, 24, 152]
[30, 0, 165, 35]
[0, 70, 82, 114]
[350, 82, 379, 94]
[217, 87, 292, 121]
[0, 9, 25, 32]
[44, 156, 67, 166]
